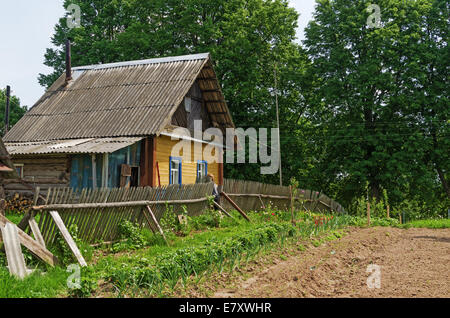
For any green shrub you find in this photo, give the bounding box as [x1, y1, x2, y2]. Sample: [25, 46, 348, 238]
[190, 209, 222, 230]
[112, 221, 146, 252]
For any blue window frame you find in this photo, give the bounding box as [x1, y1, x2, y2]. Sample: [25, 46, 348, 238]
[169, 157, 182, 185]
[197, 160, 208, 179]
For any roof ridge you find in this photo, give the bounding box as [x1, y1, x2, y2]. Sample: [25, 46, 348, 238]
[72, 53, 210, 71]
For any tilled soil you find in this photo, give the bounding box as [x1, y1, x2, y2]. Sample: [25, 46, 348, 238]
[214, 227, 450, 298]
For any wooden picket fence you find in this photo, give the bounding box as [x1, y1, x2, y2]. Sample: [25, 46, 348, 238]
[221, 179, 345, 214]
[34, 183, 214, 245]
[30, 179, 344, 246]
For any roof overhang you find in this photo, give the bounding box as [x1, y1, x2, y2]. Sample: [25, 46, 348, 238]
[5, 137, 144, 156]
[160, 126, 234, 150]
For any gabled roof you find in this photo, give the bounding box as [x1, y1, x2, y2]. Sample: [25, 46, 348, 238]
[4, 53, 234, 143]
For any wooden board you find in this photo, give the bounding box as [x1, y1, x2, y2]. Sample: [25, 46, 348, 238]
[0, 214, 58, 266]
[49, 211, 87, 267]
[1, 223, 28, 279]
[29, 217, 46, 248]
[146, 206, 167, 244]
[213, 202, 233, 218]
[221, 192, 251, 222]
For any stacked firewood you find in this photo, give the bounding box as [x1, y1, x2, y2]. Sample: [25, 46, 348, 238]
[5, 193, 32, 215]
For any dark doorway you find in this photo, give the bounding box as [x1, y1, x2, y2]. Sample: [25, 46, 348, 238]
[130, 166, 140, 187]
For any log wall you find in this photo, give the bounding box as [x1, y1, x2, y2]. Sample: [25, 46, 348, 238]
[4, 155, 70, 197]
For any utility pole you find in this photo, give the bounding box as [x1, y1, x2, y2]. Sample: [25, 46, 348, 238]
[274, 65, 282, 186]
[4, 85, 11, 135]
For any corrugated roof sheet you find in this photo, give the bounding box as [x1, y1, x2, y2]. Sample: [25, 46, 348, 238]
[5, 137, 144, 155]
[4, 53, 234, 142]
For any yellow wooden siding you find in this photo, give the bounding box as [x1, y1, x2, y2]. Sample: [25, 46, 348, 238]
[155, 135, 220, 186]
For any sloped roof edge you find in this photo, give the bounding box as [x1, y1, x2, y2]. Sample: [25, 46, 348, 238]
[72, 53, 210, 71]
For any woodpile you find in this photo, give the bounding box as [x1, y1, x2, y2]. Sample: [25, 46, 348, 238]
[4, 193, 32, 214]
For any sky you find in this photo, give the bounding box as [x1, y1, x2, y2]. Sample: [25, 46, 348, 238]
[0, 0, 316, 108]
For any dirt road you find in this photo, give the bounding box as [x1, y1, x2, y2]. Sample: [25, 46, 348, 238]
[214, 227, 450, 298]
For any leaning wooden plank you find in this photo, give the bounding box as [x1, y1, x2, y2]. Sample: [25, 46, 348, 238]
[141, 207, 156, 233]
[0, 215, 58, 267]
[49, 211, 87, 267]
[258, 195, 266, 210]
[28, 217, 46, 248]
[1, 223, 28, 279]
[221, 192, 251, 222]
[213, 202, 234, 219]
[146, 206, 167, 244]
[17, 211, 32, 232]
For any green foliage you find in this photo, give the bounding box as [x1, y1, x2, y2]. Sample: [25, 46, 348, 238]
[190, 208, 223, 230]
[112, 220, 146, 252]
[0, 88, 27, 134]
[53, 224, 93, 265]
[68, 267, 98, 298]
[351, 196, 388, 219]
[160, 203, 180, 233]
[39, 0, 309, 187]
[303, 0, 449, 211]
[140, 228, 167, 246]
[337, 215, 400, 228]
[0, 267, 69, 298]
[35, 0, 449, 224]
[405, 219, 450, 229]
[107, 222, 297, 295]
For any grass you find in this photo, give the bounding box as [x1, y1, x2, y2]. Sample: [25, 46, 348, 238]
[403, 218, 450, 229]
[0, 267, 69, 298]
[1, 207, 447, 298]
[5, 213, 23, 225]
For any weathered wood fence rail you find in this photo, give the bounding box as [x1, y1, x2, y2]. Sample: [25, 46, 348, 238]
[31, 179, 344, 246]
[221, 179, 345, 214]
[35, 183, 214, 245]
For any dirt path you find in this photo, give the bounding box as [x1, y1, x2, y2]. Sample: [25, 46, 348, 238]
[214, 227, 450, 298]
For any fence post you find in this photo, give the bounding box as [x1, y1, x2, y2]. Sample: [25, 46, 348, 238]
[367, 202, 371, 226]
[387, 205, 390, 219]
[289, 186, 295, 225]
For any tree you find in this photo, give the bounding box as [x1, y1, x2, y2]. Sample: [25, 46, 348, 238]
[39, 0, 311, 185]
[303, 0, 448, 206]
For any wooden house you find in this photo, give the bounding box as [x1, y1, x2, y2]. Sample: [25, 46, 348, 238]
[0, 137, 18, 211]
[3, 53, 234, 195]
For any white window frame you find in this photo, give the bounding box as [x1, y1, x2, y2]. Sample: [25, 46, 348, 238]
[197, 161, 208, 179]
[170, 157, 182, 185]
